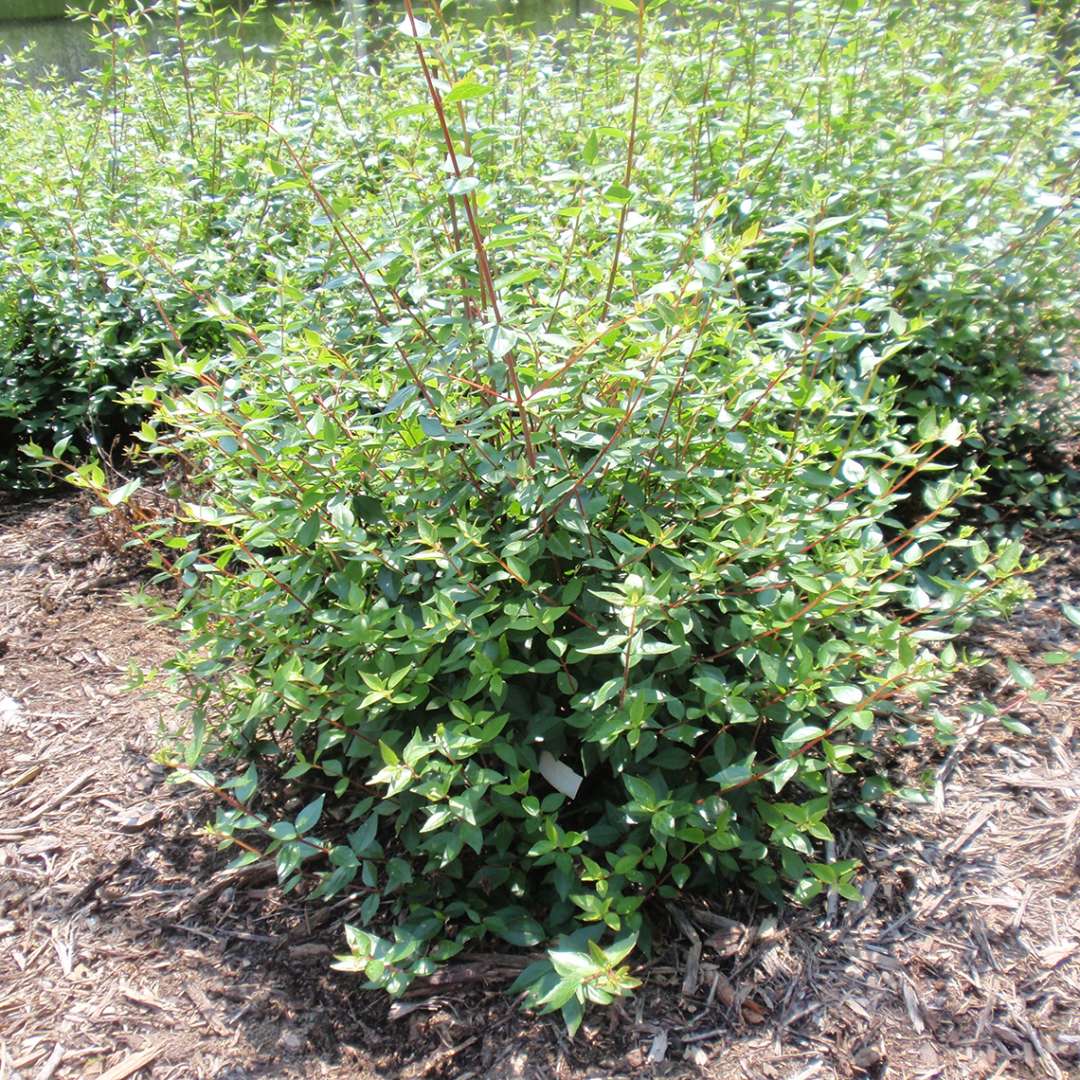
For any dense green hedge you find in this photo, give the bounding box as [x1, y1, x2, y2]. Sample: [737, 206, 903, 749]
[3, 0, 1077, 505]
[9, 0, 1079, 1029]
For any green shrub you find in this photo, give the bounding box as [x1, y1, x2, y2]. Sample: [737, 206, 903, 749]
[17, 0, 1077, 1029]
[0, 1, 338, 489]
[0, 223, 171, 487]
[86, 270, 1028, 1027]
[3, 0, 1077, 503]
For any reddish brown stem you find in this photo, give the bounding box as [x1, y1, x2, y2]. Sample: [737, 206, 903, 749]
[600, 0, 646, 321]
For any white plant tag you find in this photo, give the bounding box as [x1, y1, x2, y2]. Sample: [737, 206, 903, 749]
[538, 751, 583, 800]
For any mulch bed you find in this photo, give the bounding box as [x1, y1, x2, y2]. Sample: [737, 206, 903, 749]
[0, 494, 1077, 1080]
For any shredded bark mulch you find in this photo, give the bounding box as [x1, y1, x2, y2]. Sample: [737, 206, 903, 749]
[0, 494, 1077, 1080]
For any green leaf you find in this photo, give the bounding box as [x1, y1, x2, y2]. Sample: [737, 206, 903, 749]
[602, 932, 638, 966]
[623, 774, 656, 808]
[830, 685, 863, 706]
[446, 176, 480, 196]
[487, 324, 516, 359]
[561, 995, 584, 1037]
[549, 947, 595, 978]
[583, 131, 599, 165]
[840, 458, 865, 484]
[505, 555, 530, 582]
[106, 478, 142, 506]
[1042, 650, 1077, 665]
[509, 959, 553, 995]
[768, 759, 799, 793]
[296, 513, 319, 547]
[999, 716, 1032, 736]
[444, 80, 492, 104]
[486, 909, 545, 947]
[295, 795, 324, 835]
[1006, 658, 1036, 691]
[781, 724, 823, 748]
[539, 976, 581, 1012]
[397, 14, 430, 37]
[350, 816, 379, 854]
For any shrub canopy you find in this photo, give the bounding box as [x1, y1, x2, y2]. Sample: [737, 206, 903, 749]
[10, 0, 1076, 1029]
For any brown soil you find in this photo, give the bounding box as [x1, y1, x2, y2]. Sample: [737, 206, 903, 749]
[0, 495, 1077, 1080]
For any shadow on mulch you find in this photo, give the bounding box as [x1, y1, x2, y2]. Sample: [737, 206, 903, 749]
[1, 495, 1078, 1080]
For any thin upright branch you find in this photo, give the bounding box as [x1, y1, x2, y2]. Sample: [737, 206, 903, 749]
[600, 0, 647, 321]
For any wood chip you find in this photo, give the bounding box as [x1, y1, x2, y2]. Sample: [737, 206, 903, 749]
[682, 937, 702, 998]
[667, 903, 703, 997]
[850, 946, 902, 971]
[741, 998, 767, 1024]
[0, 763, 43, 794]
[23, 769, 94, 826]
[387, 1000, 432, 1021]
[122, 986, 166, 1011]
[402, 1035, 477, 1079]
[183, 983, 230, 1037]
[0, 694, 26, 733]
[713, 971, 737, 1009]
[97, 1044, 165, 1080]
[33, 1044, 65, 1080]
[288, 942, 331, 960]
[1040, 941, 1077, 968]
[177, 859, 276, 913]
[18, 833, 62, 857]
[113, 806, 162, 832]
[647, 1029, 669, 1064]
[684, 1045, 709, 1066]
[901, 979, 926, 1034]
[704, 922, 747, 958]
[51, 930, 74, 977]
[945, 806, 993, 854]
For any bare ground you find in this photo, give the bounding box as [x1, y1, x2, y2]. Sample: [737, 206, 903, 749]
[0, 495, 1077, 1080]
